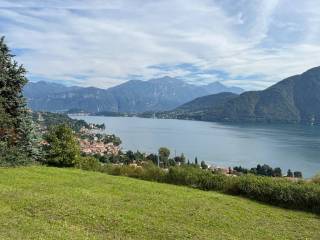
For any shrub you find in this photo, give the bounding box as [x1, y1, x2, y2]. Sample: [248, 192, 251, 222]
[75, 156, 101, 171]
[101, 163, 166, 182]
[222, 174, 320, 212]
[139, 164, 166, 182]
[166, 166, 202, 186]
[311, 173, 320, 184]
[100, 164, 320, 213]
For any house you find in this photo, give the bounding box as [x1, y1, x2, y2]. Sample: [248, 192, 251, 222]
[79, 139, 120, 156]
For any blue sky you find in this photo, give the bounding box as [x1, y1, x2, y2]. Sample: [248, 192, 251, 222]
[0, 0, 320, 90]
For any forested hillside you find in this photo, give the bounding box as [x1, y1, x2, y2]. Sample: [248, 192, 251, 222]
[158, 67, 320, 124]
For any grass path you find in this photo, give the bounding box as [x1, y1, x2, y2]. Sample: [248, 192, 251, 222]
[0, 167, 319, 239]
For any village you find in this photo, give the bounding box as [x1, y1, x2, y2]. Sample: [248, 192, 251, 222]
[78, 126, 121, 156]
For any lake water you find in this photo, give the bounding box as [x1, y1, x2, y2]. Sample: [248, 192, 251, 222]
[71, 116, 320, 178]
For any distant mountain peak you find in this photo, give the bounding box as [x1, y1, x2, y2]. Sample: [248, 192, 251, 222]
[25, 76, 246, 113]
[149, 76, 181, 83]
[207, 81, 224, 86]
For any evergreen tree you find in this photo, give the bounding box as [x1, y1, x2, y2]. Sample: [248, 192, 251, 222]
[16, 109, 41, 159]
[0, 37, 27, 122]
[180, 153, 186, 164]
[0, 97, 12, 142]
[0, 36, 38, 164]
[200, 160, 207, 169]
[195, 157, 198, 165]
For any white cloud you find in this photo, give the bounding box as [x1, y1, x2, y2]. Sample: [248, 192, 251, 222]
[0, 0, 320, 90]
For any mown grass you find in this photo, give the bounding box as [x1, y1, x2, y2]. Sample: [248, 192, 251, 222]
[0, 167, 319, 240]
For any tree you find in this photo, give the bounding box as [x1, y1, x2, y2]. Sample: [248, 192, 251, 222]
[158, 147, 170, 160]
[43, 124, 80, 167]
[287, 169, 293, 177]
[179, 153, 186, 164]
[273, 167, 282, 177]
[249, 167, 257, 175]
[256, 164, 262, 175]
[102, 134, 122, 146]
[168, 158, 176, 166]
[200, 160, 207, 169]
[146, 153, 158, 165]
[126, 150, 135, 163]
[134, 151, 144, 161]
[195, 157, 198, 165]
[257, 164, 273, 176]
[0, 97, 12, 142]
[294, 171, 303, 178]
[16, 109, 41, 160]
[0, 36, 38, 164]
[174, 153, 186, 164]
[0, 37, 27, 119]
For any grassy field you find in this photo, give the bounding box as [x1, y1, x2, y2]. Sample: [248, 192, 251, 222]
[0, 167, 319, 239]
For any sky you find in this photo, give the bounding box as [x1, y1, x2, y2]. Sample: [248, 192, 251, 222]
[0, 0, 320, 90]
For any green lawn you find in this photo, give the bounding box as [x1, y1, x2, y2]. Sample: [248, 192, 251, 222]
[0, 167, 319, 239]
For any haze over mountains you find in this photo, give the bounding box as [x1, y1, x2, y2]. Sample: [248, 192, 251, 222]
[24, 77, 244, 113]
[159, 66, 320, 125]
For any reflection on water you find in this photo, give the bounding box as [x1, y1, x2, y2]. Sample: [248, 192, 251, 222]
[71, 116, 320, 178]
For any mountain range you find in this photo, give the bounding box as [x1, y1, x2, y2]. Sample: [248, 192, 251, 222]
[24, 77, 244, 113]
[157, 66, 320, 125]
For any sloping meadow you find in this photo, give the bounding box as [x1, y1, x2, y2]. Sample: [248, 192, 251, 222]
[103, 164, 320, 214]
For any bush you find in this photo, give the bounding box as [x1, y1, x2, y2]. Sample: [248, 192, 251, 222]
[75, 156, 101, 171]
[166, 166, 236, 192]
[101, 163, 166, 182]
[166, 166, 199, 186]
[234, 175, 320, 212]
[99, 164, 320, 213]
[312, 173, 320, 184]
[139, 164, 166, 182]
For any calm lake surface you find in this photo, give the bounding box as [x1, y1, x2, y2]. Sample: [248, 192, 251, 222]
[71, 116, 320, 178]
